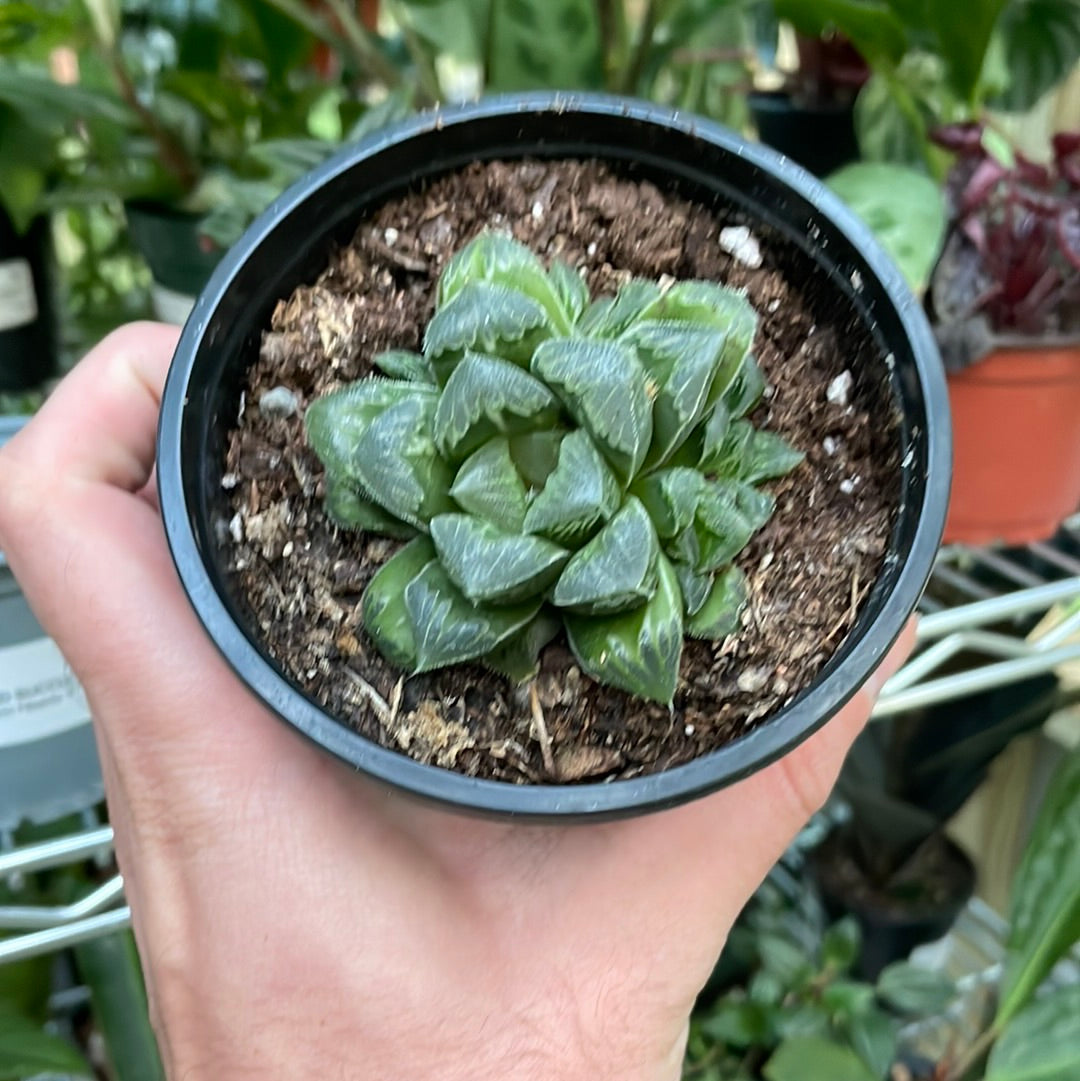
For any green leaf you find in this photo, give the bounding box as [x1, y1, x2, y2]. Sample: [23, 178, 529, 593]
[483, 611, 561, 682]
[986, 984, 1080, 1081]
[686, 565, 747, 639]
[0, 1003, 92, 1080]
[373, 348, 435, 384]
[565, 552, 684, 704]
[743, 429, 805, 484]
[822, 980, 876, 1018]
[694, 480, 773, 573]
[548, 259, 589, 325]
[653, 281, 758, 377]
[306, 378, 431, 485]
[702, 418, 753, 478]
[848, 1006, 899, 1081]
[632, 467, 706, 539]
[579, 279, 662, 338]
[828, 163, 947, 292]
[700, 999, 773, 1049]
[723, 354, 767, 419]
[997, 749, 1080, 1026]
[993, 0, 1080, 111]
[433, 350, 562, 462]
[430, 513, 569, 605]
[764, 1036, 879, 1081]
[775, 1003, 832, 1040]
[771, 0, 908, 70]
[928, 0, 1010, 102]
[424, 281, 552, 379]
[674, 562, 713, 618]
[532, 337, 653, 482]
[362, 537, 437, 670]
[450, 437, 530, 532]
[625, 320, 726, 467]
[405, 561, 542, 672]
[324, 476, 418, 539]
[351, 394, 455, 529]
[523, 429, 621, 544]
[553, 497, 660, 615]
[509, 429, 566, 488]
[822, 918, 862, 973]
[437, 230, 572, 333]
[876, 961, 955, 1016]
[757, 932, 812, 985]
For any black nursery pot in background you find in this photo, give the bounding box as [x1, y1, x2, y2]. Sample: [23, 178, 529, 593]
[0, 209, 58, 393]
[748, 91, 861, 178]
[157, 94, 950, 821]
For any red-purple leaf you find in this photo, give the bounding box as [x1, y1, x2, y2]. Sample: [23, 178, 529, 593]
[962, 159, 1008, 215]
[932, 122, 985, 154]
[1060, 207, 1080, 272]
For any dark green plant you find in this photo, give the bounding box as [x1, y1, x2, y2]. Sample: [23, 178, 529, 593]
[306, 230, 802, 703]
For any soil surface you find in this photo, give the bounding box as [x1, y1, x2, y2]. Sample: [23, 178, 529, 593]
[224, 158, 899, 784]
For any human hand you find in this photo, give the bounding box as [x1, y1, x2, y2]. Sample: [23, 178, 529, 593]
[0, 323, 914, 1081]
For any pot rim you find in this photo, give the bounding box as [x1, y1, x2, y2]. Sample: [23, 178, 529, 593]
[158, 92, 950, 820]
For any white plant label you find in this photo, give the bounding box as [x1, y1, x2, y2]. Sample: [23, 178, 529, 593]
[0, 258, 38, 332]
[150, 282, 196, 326]
[0, 637, 91, 747]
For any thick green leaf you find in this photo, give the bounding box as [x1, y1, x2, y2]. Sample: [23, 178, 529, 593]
[430, 513, 569, 605]
[696, 401, 732, 470]
[703, 418, 753, 478]
[876, 961, 955, 1016]
[437, 230, 572, 333]
[324, 476, 417, 538]
[632, 467, 706, 539]
[553, 497, 660, 615]
[686, 565, 747, 639]
[723, 354, 767, 419]
[450, 437, 529, 532]
[848, 1006, 899, 1081]
[565, 552, 684, 704]
[483, 611, 561, 682]
[693, 480, 773, 573]
[986, 984, 1080, 1081]
[424, 281, 551, 379]
[994, 0, 1080, 111]
[523, 429, 621, 544]
[433, 350, 562, 461]
[306, 378, 431, 484]
[743, 429, 805, 484]
[674, 562, 713, 618]
[373, 348, 435, 384]
[548, 259, 589, 325]
[653, 281, 758, 375]
[828, 163, 947, 292]
[362, 537, 437, 670]
[532, 337, 653, 482]
[405, 561, 542, 672]
[625, 320, 726, 467]
[997, 749, 1080, 1026]
[509, 429, 566, 488]
[0, 1003, 91, 1080]
[352, 394, 454, 529]
[579, 279, 662, 338]
[764, 1036, 879, 1081]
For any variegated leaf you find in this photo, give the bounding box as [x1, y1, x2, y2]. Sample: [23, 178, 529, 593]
[565, 553, 684, 704]
[430, 513, 569, 605]
[735, 481, 776, 531]
[674, 562, 713, 617]
[702, 418, 754, 478]
[362, 537, 436, 670]
[437, 231, 573, 333]
[523, 429, 621, 544]
[423, 281, 552, 381]
[698, 401, 732, 469]
[631, 467, 705, 538]
[373, 349, 435, 384]
[433, 350, 562, 462]
[552, 496, 660, 615]
[626, 320, 727, 468]
[450, 437, 529, 532]
[694, 480, 775, 572]
[305, 378, 431, 484]
[352, 395, 455, 529]
[723, 353, 767, 418]
[743, 430, 805, 483]
[578, 279, 662, 338]
[654, 280, 758, 373]
[532, 338, 653, 482]
[509, 429, 567, 489]
[548, 259, 590, 325]
[405, 561, 542, 673]
[483, 612, 562, 682]
[687, 565, 748, 639]
[324, 476, 417, 539]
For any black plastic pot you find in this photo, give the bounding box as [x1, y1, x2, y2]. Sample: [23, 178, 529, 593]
[810, 831, 976, 980]
[157, 94, 950, 821]
[0, 210, 58, 393]
[749, 91, 860, 178]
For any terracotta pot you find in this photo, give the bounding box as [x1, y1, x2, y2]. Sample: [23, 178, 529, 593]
[945, 342, 1080, 546]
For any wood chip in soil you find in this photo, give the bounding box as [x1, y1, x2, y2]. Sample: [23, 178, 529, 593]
[224, 158, 899, 785]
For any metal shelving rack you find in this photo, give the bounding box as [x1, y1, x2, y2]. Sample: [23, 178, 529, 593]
[4, 522, 1080, 964]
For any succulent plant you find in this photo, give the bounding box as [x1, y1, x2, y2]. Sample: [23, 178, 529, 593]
[306, 231, 802, 704]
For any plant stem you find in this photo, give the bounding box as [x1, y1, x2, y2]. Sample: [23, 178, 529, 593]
[621, 0, 661, 94]
[257, 0, 353, 53]
[323, 0, 403, 88]
[385, 0, 442, 105]
[594, 0, 617, 89]
[944, 1024, 999, 1081]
